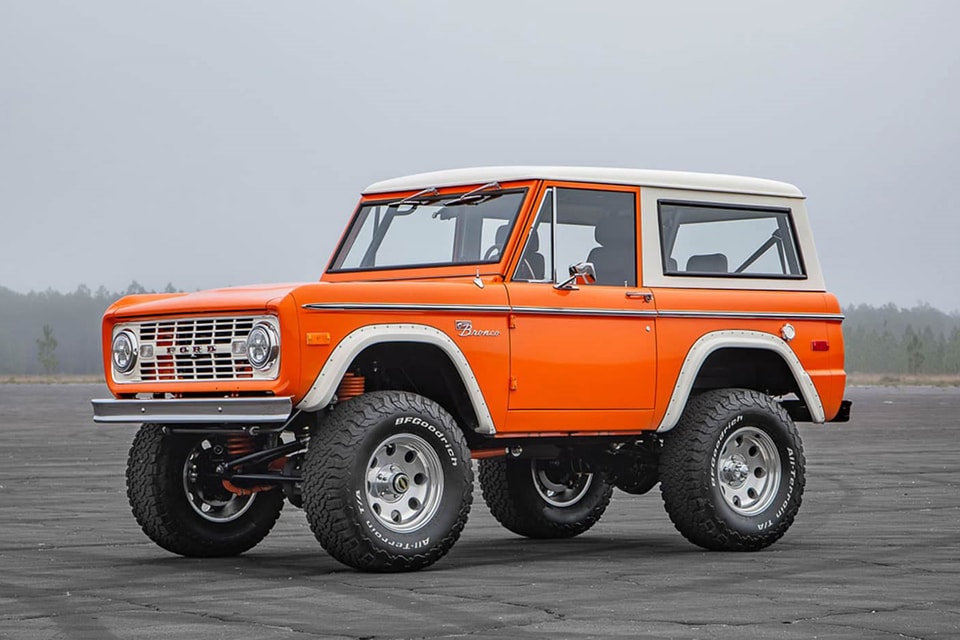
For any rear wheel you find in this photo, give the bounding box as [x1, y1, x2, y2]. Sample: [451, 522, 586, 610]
[659, 388, 805, 551]
[126, 425, 284, 557]
[479, 457, 613, 539]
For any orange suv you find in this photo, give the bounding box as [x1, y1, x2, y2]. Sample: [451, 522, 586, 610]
[93, 167, 850, 571]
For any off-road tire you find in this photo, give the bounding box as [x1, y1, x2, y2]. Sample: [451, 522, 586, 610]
[479, 457, 613, 539]
[659, 388, 805, 551]
[126, 425, 284, 557]
[302, 391, 473, 572]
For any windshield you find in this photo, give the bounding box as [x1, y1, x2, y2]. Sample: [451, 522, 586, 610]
[329, 189, 527, 271]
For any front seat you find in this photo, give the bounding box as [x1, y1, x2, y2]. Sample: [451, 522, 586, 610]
[586, 214, 635, 286]
[485, 224, 511, 261]
[516, 230, 545, 280]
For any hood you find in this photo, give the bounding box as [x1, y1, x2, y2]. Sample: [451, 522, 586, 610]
[108, 283, 306, 319]
[289, 277, 507, 309]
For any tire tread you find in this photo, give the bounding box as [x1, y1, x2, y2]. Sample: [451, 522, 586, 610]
[659, 388, 805, 551]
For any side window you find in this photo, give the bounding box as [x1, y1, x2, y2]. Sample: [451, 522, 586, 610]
[558, 188, 636, 287]
[514, 188, 637, 286]
[659, 202, 804, 278]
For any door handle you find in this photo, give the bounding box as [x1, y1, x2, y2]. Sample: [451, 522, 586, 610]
[625, 291, 653, 302]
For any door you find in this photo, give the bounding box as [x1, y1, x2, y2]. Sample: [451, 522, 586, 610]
[506, 184, 657, 417]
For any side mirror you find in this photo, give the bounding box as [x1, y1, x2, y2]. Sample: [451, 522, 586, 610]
[554, 261, 596, 290]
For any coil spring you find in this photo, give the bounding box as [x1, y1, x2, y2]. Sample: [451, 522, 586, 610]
[337, 373, 366, 402]
[225, 434, 255, 457]
[222, 434, 265, 496]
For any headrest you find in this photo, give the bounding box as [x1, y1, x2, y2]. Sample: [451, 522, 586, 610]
[594, 214, 632, 247]
[685, 253, 728, 273]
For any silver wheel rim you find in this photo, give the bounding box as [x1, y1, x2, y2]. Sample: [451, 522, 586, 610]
[531, 460, 593, 508]
[716, 426, 781, 516]
[365, 433, 443, 533]
[182, 439, 256, 523]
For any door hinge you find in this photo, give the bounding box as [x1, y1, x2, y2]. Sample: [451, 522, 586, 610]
[509, 376, 518, 391]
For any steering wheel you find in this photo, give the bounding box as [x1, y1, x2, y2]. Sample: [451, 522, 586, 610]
[483, 245, 501, 261]
[515, 258, 537, 281]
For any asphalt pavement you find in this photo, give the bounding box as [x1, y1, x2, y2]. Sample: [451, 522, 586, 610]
[0, 383, 958, 639]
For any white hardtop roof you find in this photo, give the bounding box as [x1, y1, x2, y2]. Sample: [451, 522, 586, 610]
[363, 166, 804, 198]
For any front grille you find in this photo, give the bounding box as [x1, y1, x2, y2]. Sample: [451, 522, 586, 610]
[123, 315, 276, 383]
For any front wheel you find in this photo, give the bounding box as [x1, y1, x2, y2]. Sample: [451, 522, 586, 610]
[126, 425, 285, 557]
[302, 391, 473, 572]
[479, 457, 613, 539]
[659, 388, 805, 551]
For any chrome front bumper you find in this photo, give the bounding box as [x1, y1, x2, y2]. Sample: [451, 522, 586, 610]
[91, 397, 293, 424]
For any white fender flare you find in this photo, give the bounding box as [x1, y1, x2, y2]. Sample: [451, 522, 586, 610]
[296, 323, 496, 434]
[656, 330, 825, 432]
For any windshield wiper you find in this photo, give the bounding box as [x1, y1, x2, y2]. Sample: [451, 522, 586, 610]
[386, 187, 439, 210]
[440, 182, 501, 207]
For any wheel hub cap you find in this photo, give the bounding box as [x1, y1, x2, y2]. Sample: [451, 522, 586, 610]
[721, 456, 750, 486]
[182, 438, 256, 523]
[716, 426, 782, 516]
[365, 434, 443, 533]
[531, 460, 593, 508]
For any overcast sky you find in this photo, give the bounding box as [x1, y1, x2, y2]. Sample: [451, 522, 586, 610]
[1, 1, 958, 311]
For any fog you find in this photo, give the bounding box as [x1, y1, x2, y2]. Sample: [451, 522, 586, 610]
[1, 1, 958, 310]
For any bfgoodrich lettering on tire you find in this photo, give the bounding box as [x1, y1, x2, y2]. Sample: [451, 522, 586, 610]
[659, 388, 806, 551]
[302, 390, 473, 572]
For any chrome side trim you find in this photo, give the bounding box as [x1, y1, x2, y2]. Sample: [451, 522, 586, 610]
[513, 306, 658, 318]
[303, 303, 511, 314]
[296, 324, 497, 435]
[304, 302, 842, 322]
[92, 397, 293, 424]
[657, 310, 845, 321]
[656, 330, 825, 433]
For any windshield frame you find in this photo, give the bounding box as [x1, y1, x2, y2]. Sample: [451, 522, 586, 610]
[326, 186, 530, 274]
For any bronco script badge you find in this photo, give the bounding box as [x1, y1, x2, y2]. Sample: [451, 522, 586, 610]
[455, 320, 501, 338]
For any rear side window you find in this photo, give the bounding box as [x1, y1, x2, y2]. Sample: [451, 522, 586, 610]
[659, 201, 805, 278]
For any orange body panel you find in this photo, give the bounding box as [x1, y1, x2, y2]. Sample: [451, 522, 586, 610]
[648, 288, 846, 423]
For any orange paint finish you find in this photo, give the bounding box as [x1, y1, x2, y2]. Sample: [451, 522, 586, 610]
[817, 313, 848, 420]
[648, 288, 847, 424]
[102, 286, 304, 400]
[502, 410, 656, 434]
[505, 285, 657, 412]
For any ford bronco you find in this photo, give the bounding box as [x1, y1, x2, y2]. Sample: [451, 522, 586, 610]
[93, 167, 850, 572]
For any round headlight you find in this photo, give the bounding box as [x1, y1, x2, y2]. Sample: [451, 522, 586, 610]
[112, 330, 138, 374]
[246, 323, 279, 370]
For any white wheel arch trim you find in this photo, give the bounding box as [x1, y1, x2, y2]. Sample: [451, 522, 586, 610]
[656, 330, 825, 433]
[296, 323, 496, 434]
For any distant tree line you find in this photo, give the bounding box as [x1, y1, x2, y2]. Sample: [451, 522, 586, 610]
[0, 285, 958, 376]
[0, 282, 178, 375]
[842, 303, 960, 375]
